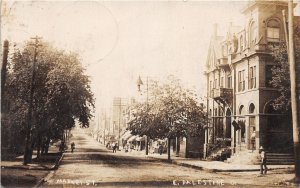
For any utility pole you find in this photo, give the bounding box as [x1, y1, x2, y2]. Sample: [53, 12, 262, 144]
[288, 0, 300, 183]
[1, 40, 9, 150]
[282, 10, 289, 51]
[145, 77, 149, 155]
[104, 111, 106, 145]
[1, 40, 9, 99]
[24, 36, 42, 165]
[118, 99, 121, 149]
[136, 75, 149, 155]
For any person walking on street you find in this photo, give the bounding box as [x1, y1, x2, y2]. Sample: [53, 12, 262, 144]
[59, 141, 65, 153]
[71, 142, 75, 153]
[159, 145, 163, 155]
[112, 143, 118, 153]
[259, 146, 268, 175]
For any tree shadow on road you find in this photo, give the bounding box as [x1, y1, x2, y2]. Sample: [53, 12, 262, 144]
[61, 152, 157, 168]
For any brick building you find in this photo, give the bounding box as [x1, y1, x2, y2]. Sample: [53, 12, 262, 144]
[204, 0, 300, 158]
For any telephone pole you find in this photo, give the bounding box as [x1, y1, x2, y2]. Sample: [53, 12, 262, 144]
[1, 40, 9, 98]
[24, 36, 42, 165]
[136, 76, 149, 155]
[288, 0, 300, 183]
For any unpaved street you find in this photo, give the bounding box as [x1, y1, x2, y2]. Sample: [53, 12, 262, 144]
[43, 129, 295, 187]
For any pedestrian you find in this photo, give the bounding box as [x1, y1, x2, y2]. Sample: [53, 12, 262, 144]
[251, 131, 256, 152]
[115, 143, 118, 152]
[259, 146, 268, 175]
[125, 143, 129, 152]
[71, 142, 75, 153]
[59, 141, 65, 153]
[112, 143, 117, 153]
[159, 145, 163, 155]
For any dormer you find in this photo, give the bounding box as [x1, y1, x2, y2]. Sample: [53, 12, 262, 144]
[242, 1, 289, 51]
[205, 24, 224, 72]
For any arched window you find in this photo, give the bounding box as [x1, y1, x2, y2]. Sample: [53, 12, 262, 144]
[219, 108, 224, 116]
[226, 108, 231, 116]
[239, 105, 245, 115]
[266, 19, 280, 42]
[249, 103, 255, 114]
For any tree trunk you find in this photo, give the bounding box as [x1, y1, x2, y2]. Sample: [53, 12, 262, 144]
[176, 136, 180, 157]
[167, 137, 171, 161]
[36, 135, 42, 159]
[65, 130, 68, 142]
[28, 141, 35, 163]
[41, 139, 45, 156]
[45, 137, 50, 154]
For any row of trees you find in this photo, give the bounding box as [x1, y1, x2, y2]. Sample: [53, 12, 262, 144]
[2, 39, 94, 163]
[127, 75, 206, 160]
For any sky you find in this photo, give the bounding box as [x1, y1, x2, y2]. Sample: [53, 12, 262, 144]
[1, 0, 299, 112]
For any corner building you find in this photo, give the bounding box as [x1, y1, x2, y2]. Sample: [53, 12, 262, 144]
[204, 0, 300, 158]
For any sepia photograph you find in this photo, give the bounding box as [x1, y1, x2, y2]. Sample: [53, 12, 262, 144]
[1, 0, 300, 187]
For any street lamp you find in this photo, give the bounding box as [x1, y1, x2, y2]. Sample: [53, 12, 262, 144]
[137, 75, 143, 92]
[136, 75, 149, 155]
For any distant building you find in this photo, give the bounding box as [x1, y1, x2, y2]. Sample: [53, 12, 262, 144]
[111, 97, 138, 146]
[112, 98, 128, 135]
[204, 0, 300, 158]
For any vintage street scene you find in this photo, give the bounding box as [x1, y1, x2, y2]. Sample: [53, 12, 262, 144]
[1, 0, 300, 187]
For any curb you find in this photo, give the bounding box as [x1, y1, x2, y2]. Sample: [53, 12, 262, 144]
[34, 153, 65, 188]
[1, 166, 47, 171]
[51, 153, 65, 170]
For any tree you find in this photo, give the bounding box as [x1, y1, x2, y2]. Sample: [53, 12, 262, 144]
[6, 40, 94, 163]
[128, 75, 206, 160]
[270, 27, 300, 112]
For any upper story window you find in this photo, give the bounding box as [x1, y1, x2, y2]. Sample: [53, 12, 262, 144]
[239, 105, 245, 115]
[210, 80, 213, 97]
[249, 66, 256, 89]
[220, 76, 224, 88]
[267, 28, 280, 42]
[214, 79, 218, 89]
[249, 103, 255, 114]
[249, 21, 257, 49]
[222, 45, 227, 56]
[266, 19, 280, 42]
[238, 70, 245, 92]
[227, 75, 232, 89]
[240, 35, 244, 51]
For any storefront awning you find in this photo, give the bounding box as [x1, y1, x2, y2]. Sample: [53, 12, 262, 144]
[136, 136, 145, 141]
[121, 131, 132, 141]
[128, 135, 137, 142]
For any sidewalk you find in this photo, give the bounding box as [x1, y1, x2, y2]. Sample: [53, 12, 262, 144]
[149, 154, 294, 172]
[1, 146, 64, 188]
[1, 155, 61, 171]
[1, 148, 63, 171]
[117, 148, 294, 172]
